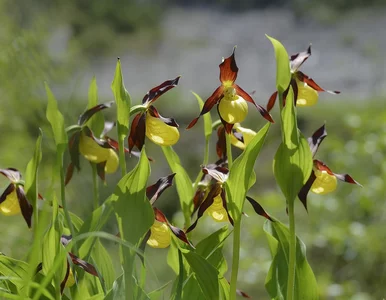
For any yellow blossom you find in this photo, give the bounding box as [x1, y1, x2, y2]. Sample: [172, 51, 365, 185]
[0, 189, 20, 216]
[296, 79, 319, 106]
[311, 169, 337, 194]
[145, 113, 180, 146]
[147, 220, 171, 248]
[206, 194, 228, 222]
[230, 123, 256, 150]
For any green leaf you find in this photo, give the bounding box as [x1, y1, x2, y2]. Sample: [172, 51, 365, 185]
[219, 277, 230, 300]
[0, 254, 28, 288]
[87, 77, 105, 137]
[105, 274, 124, 300]
[192, 91, 212, 139]
[273, 88, 313, 203]
[162, 146, 194, 225]
[24, 129, 42, 213]
[225, 123, 270, 222]
[264, 220, 318, 300]
[180, 276, 205, 300]
[111, 59, 131, 140]
[45, 83, 67, 149]
[266, 35, 291, 94]
[181, 250, 219, 300]
[91, 239, 116, 291]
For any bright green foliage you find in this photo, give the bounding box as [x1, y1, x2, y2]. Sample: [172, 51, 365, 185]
[111, 59, 131, 140]
[87, 77, 105, 137]
[266, 35, 291, 94]
[264, 220, 318, 300]
[226, 122, 270, 221]
[162, 146, 194, 225]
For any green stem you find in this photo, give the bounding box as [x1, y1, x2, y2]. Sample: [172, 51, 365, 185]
[287, 198, 296, 300]
[225, 132, 233, 169]
[175, 249, 183, 300]
[57, 148, 77, 253]
[91, 163, 99, 209]
[118, 135, 126, 177]
[229, 219, 241, 300]
[192, 138, 211, 190]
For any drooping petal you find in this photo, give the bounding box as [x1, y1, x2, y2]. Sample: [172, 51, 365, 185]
[333, 173, 362, 186]
[16, 187, 33, 228]
[146, 173, 176, 205]
[0, 168, 21, 183]
[298, 171, 317, 211]
[128, 112, 146, 152]
[0, 184, 20, 216]
[290, 44, 312, 72]
[266, 91, 278, 112]
[218, 96, 248, 124]
[145, 112, 180, 146]
[142, 76, 180, 106]
[65, 163, 74, 186]
[308, 124, 327, 157]
[147, 220, 171, 248]
[77, 101, 114, 126]
[192, 189, 206, 216]
[69, 252, 98, 277]
[245, 196, 273, 221]
[297, 71, 340, 94]
[234, 84, 274, 123]
[187, 86, 224, 129]
[216, 126, 227, 159]
[68, 132, 81, 171]
[60, 260, 72, 293]
[219, 47, 238, 85]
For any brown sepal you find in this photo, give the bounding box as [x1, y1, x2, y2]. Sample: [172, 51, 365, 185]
[297, 71, 340, 94]
[298, 171, 317, 211]
[60, 260, 71, 294]
[246, 196, 273, 221]
[78, 101, 114, 126]
[219, 48, 238, 83]
[142, 76, 180, 106]
[69, 252, 98, 277]
[267, 91, 278, 112]
[68, 132, 81, 171]
[16, 186, 33, 228]
[221, 189, 234, 226]
[96, 162, 106, 183]
[128, 112, 146, 153]
[216, 126, 226, 159]
[146, 173, 176, 205]
[0, 184, 15, 205]
[308, 124, 327, 157]
[148, 105, 179, 127]
[290, 44, 312, 72]
[65, 163, 74, 186]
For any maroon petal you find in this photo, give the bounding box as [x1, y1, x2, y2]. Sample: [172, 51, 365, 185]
[60, 260, 71, 294]
[148, 106, 179, 127]
[266, 91, 278, 112]
[68, 132, 81, 171]
[216, 126, 227, 159]
[138, 230, 151, 265]
[308, 124, 327, 157]
[187, 86, 224, 129]
[298, 171, 317, 211]
[297, 71, 340, 94]
[219, 48, 238, 83]
[96, 162, 107, 182]
[0, 168, 21, 183]
[106, 136, 153, 161]
[68, 252, 98, 277]
[245, 196, 273, 221]
[77, 101, 114, 126]
[314, 160, 334, 175]
[16, 186, 33, 228]
[221, 189, 234, 226]
[333, 173, 362, 186]
[290, 44, 312, 72]
[234, 84, 274, 123]
[146, 173, 176, 205]
[192, 189, 206, 216]
[186, 183, 222, 233]
[128, 112, 146, 153]
[216, 105, 235, 134]
[0, 184, 15, 205]
[65, 163, 74, 186]
[154, 208, 194, 248]
[142, 76, 180, 106]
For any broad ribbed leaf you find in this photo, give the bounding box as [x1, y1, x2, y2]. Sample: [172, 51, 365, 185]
[273, 89, 313, 203]
[111, 59, 131, 140]
[24, 129, 42, 214]
[45, 83, 67, 148]
[264, 220, 318, 300]
[105, 274, 125, 300]
[266, 35, 291, 94]
[91, 239, 116, 291]
[181, 250, 220, 300]
[86, 77, 105, 137]
[162, 146, 194, 225]
[0, 254, 28, 289]
[225, 123, 270, 222]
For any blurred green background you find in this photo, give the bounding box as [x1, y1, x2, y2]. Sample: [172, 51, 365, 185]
[0, 0, 385, 299]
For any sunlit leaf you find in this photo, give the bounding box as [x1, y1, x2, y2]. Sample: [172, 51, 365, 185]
[162, 146, 194, 225]
[264, 220, 318, 300]
[86, 77, 105, 137]
[225, 123, 270, 222]
[266, 35, 291, 94]
[91, 239, 116, 291]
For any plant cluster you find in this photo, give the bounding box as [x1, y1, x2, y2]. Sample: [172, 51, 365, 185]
[0, 36, 361, 300]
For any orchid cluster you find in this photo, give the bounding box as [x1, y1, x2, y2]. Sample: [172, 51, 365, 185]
[0, 36, 362, 300]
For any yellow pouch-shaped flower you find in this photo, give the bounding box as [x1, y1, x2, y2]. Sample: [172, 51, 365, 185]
[145, 113, 180, 146]
[218, 96, 248, 124]
[147, 220, 171, 248]
[206, 194, 228, 222]
[311, 169, 337, 195]
[296, 79, 319, 106]
[0, 189, 20, 216]
[79, 133, 110, 163]
[230, 123, 256, 150]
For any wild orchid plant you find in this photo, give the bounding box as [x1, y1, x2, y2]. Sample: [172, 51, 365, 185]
[0, 36, 360, 300]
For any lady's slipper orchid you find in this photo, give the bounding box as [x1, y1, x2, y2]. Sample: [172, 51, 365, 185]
[142, 174, 193, 249]
[128, 77, 180, 152]
[187, 48, 273, 133]
[66, 102, 122, 184]
[0, 168, 32, 227]
[266, 45, 340, 111]
[298, 124, 361, 210]
[216, 124, 256, 159]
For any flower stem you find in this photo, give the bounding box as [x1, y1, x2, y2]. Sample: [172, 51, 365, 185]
[91, 163, 99, 209]
[229, 218, 241, 300]
[225, 132, 233, 169]
[287, 198, 296, 300]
